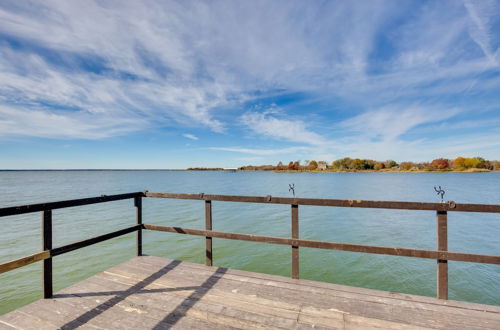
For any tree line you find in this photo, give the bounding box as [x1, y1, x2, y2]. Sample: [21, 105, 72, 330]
[238, 157, 500, 172]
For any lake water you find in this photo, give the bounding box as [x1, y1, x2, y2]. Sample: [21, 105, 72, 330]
[0, 170, 499, 314]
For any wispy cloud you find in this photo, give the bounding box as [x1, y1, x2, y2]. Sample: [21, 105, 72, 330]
[210, 146, 311, 156]
[339, 106, 461, 141]
[182, 133, 198, 141]
[241, 111, 325, 145]
[463, 0, 499, 65]
[0, 1, 499, 165]
[0, 104, 145, 139]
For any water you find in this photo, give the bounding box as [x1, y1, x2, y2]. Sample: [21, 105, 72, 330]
[0, 170, 499, 314]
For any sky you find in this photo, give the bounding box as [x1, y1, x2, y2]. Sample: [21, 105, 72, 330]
[1, 0, 500, 169]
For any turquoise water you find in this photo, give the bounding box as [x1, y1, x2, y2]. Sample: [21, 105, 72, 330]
[0, 170, 499, 314]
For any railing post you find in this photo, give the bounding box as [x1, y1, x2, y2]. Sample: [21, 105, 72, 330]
[205, 200, 213, 266]
[437, 210, 448, 299]
[42, 210, 52, 298]
[135, 196, 142, 256]
[291, 204, 299, 279]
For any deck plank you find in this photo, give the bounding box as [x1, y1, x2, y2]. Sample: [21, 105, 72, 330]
[1, 256, 499, 329]
[106, 258, 500, 328]
[132, 257, 500, 317]
[61, 272, 328, 329]
[136, 256, 500, 314]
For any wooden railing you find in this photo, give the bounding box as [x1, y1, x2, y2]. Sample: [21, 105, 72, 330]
[0, 192, 144, 299]
[1, 191, 499, 301]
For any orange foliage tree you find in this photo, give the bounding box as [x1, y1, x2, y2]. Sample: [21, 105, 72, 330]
[400, 162, 413, 170]
[430, 158, 450, 170]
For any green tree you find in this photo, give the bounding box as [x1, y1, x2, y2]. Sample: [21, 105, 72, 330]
[352, 158, 364, 170]
[362, 159, 375, 169]
[340, 157, 352, 169]
[386, 160, 398, 168]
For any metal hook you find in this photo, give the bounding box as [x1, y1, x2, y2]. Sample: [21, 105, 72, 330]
[434, 186, 445, 203]
[289, 183, 295, 197]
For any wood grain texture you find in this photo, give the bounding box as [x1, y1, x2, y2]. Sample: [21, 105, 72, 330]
[436, 210, 448, 299]
[1, 256, 498, 329]
[0, 251, 50, 275]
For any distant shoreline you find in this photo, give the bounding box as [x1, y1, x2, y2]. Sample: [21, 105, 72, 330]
[237, 169, 499, 173]
[0, 169, 186, 171]
[1, 168, 498, 173]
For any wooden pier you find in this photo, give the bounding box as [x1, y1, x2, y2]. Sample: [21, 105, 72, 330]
[1, 192, 500, 329]
[2, 255, 500, 329]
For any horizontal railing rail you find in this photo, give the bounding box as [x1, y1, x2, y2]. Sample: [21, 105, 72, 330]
[0, 190, 499, 302]
[145, 192, 500, 300]
[0, 192, 143, 217]
[142, 224, 500, 265]
[0, 192, 144, 299]
[145, 191, 500, 213]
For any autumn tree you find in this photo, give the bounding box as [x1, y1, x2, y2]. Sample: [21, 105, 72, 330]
[463, 158, 481, 169]
[308, 160, 318, 170]
[400, 162, 413, 171]
[452, 157, 466, 170]
[430, 158, 450, 170]
[331, 157, 351, 170]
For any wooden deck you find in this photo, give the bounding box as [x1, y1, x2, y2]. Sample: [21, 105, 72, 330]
[1, 256, 499, 330]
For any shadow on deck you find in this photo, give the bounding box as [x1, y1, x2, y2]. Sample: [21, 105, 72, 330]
[1, 256, 500, 329]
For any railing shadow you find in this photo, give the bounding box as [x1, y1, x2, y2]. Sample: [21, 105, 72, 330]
[60, 259, 182, 330]
[152, 266, 227, 329]
[53, 286, 202, 298]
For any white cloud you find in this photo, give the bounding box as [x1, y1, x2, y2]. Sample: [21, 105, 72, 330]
[463, 0, 499, 65]
[0, 104, 144, 139]
[241, 111, 325, 145]
[0, 0, 498, 163]
[210, 146, 310, 156]
[340, 106, 461, 140]
[182, 133, 198, 140]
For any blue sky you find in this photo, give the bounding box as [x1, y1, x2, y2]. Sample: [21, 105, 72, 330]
[1, 0, 500, 169]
